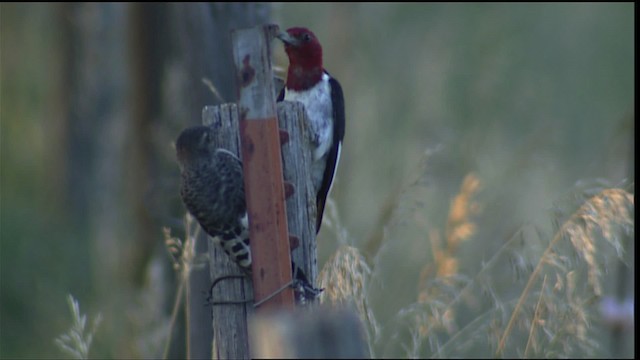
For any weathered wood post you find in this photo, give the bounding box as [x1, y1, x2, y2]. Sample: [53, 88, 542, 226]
[277, 102, 318, 294]
[203, 101, 318, 359]
[203, 104, 254, 360]
[231, 24, 295, 310]
[203, 24, 319, 359]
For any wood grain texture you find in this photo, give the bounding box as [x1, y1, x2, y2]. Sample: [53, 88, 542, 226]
[203, 104, 253, 360]
[277, 101, 319, 292]
[232, 25, 295, 310]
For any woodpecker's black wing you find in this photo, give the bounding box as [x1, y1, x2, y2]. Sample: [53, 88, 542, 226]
[314, 74, 345, 232]
[277, 87, 285, 102]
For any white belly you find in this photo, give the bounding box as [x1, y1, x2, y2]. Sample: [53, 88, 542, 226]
[284, 73, 334, 192]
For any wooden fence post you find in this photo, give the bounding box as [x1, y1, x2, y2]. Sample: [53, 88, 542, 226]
[231, 24, 295, 310]
[203, 102, 319, 359]
[277, 101, 319, 291]
[203, 104, 254, 360]
[203, 24, 321, 359]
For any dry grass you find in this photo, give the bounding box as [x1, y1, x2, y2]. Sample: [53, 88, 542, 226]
[495, 188, 634, 357]
[161, 213, 208, 359]
[389, 184, 633, 358]
[54, 295, 103, 359]
[318, 245, 378, 335]
[397, 173, 482, 357]
[422, 173, 481, 282]
[357, 165, 633, 358]
[317, 199, 380, 357]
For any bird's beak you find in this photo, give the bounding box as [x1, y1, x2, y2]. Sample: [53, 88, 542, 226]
[276, 31, 298, 46]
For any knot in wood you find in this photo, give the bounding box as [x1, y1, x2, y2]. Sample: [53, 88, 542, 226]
[240, 54, 255, 88]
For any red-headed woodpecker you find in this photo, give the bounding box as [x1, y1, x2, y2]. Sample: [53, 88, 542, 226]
[276, 27, 345, 233]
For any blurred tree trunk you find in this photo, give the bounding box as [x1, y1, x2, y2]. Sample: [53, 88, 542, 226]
[57, 3, 270, 358]
[57, 2, 132, 291]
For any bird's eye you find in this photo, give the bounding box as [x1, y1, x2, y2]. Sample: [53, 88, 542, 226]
[302, 33, 312, 42]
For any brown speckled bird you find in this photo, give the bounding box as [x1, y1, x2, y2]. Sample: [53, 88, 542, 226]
[176, 125, 321, 303]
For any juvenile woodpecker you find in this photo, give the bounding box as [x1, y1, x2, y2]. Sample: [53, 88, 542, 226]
[176, 126, 320, 303]
[276, 27, 345, 233]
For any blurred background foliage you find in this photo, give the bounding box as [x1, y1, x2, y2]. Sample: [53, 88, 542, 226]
[1, 3, 633, 358]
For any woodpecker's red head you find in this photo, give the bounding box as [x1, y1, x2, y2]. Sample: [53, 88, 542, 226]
[277, 27, 324, 91]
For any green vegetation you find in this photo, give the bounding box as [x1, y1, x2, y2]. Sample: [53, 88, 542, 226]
[1, 3, 633, 358]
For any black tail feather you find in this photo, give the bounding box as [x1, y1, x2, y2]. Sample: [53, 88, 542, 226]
[291, 263, 323, 304]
